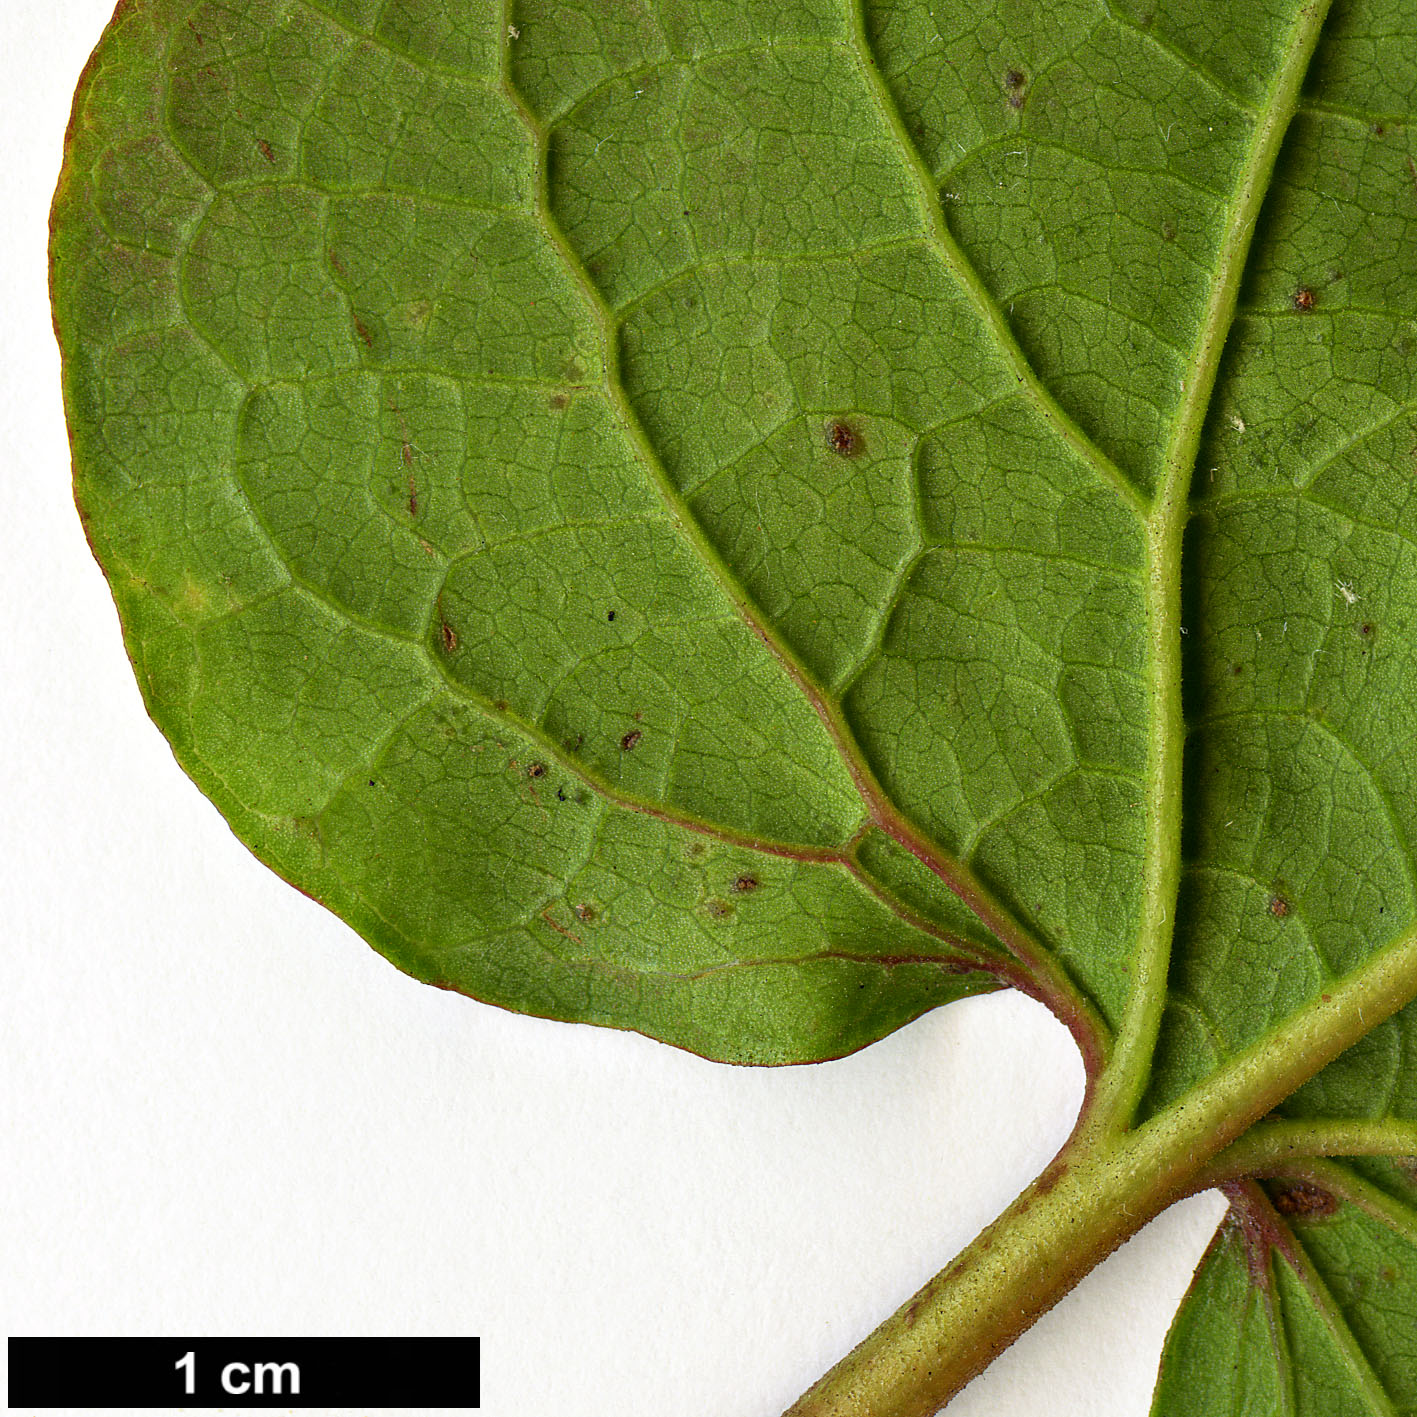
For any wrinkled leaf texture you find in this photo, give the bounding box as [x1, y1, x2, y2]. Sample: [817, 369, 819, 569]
[51, 0, 1417, 1408]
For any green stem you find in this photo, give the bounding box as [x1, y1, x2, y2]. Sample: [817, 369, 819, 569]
[1202, 1116, 1417, 1185]
[784, 921, 1417, 1417]
[784, 1141, 1192, 1417]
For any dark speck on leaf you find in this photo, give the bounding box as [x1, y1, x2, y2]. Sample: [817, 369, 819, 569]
[826, 419, 862, 457]
[1270, 1180, 1338, 1218]
[1359, 622, 1375, 638]
[527, 762, 546, 779]
[556, 787, 567, 802]
[731, 874, 760, 894]
[607, 609, 616, 621]
[573, 902, 597, 923]
[704, 897, 734, 920]
[1292, 286, 1315, 312]
[620, 729, 642, 752]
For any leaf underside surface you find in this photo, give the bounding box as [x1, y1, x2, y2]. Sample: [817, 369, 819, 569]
[1155, 1162, 1417, 1416]
[51, 0, 1417, 1405]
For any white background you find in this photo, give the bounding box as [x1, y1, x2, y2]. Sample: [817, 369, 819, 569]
[1, 4, 1228, 1414]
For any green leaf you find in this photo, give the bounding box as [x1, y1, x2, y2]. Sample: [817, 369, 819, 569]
[1153, 1164, 1417, 1416]
[49, 0, 1417, 1410]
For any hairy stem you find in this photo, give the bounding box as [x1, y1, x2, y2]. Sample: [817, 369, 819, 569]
[1201, 1117, 1417, 1185]
[784, 920, 1417, 1416]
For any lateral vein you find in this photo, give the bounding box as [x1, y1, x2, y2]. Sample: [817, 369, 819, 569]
[846, 0, 1148, 518]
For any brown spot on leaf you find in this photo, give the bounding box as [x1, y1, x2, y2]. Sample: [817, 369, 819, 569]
[1270, 1180, 1339, 1219]
[353, 314, 374, 348]
[257, 138, 276, 164]
[407, 474, 418, 518]
[573, 902, 597, 923]
[1291, 286, 1316, 312]
[703, 897, 734, 920]
[1359, 621, 1375, 638]
[826, 419, 862, 457]
[527, 762, 546, 779]
[1268, 893, 1290, 918]
[440, 620, 458, 653]
[730, 874, 760, 894]
[548, 392, 569, 410]
[620, 729, 642, 752]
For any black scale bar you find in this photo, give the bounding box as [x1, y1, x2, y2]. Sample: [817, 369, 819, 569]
[7, 1337, 480, 1409]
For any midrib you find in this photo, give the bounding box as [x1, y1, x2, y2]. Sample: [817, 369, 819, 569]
[1095, 0, 1339, 1129]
